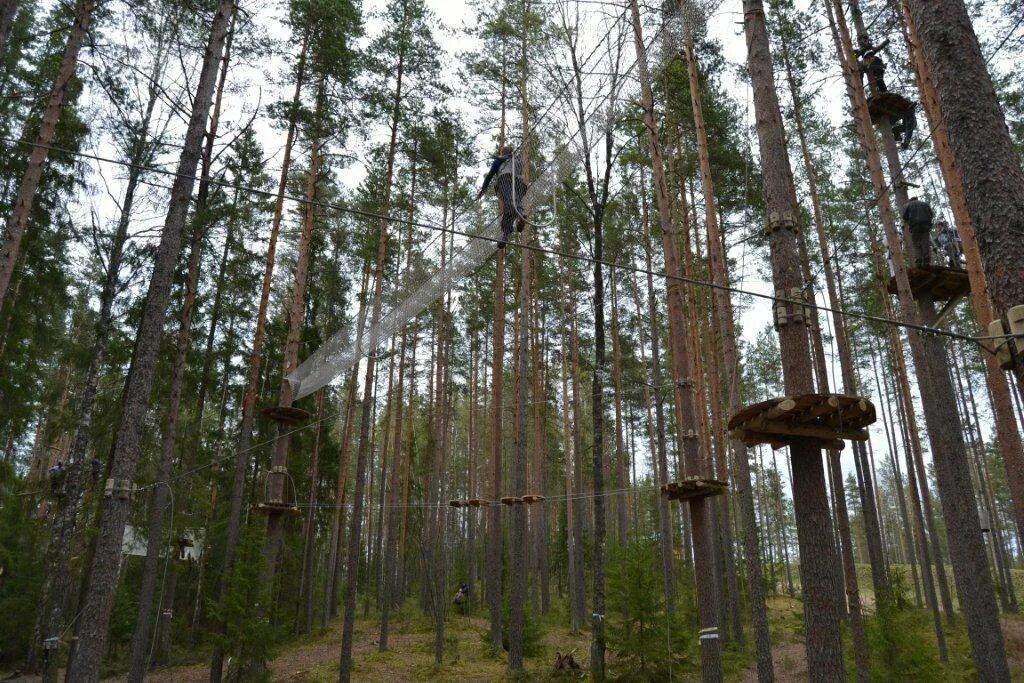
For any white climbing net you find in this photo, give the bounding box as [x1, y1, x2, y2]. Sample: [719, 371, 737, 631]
[286, 146, 580, 400]
[285, 0, 720, 401]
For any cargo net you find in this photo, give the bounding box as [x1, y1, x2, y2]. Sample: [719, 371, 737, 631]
[286, 146, 580, 400]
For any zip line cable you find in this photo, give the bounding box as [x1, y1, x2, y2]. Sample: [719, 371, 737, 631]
[2, 133, 997, 353]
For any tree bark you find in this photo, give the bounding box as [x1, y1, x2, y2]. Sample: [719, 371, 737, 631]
[127, 16, 235, 677]
[65, 1, 235, 678]
[210, 28, 308, 681]
[629, 3, 721, 677]
[827, 1, 1008, 674]
[0, 0, 96, 310]
[896, 3, 1024, 554]
[743, 0, 845, 678]
[903, 0, 1024, 383]
[682, 26, 773, 678]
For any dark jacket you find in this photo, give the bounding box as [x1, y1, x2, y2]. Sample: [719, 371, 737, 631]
[902, 199, 934, 230]
[480, 154, 511, 194]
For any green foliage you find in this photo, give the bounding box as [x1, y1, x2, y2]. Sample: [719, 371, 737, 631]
[605, 540, 690, 679]
[0, 467, 45, 665]
[866, 604, 945, 681]
[212, 522, 277, 676]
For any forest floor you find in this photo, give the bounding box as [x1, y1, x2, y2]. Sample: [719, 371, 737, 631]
[86, 594, 1024, 681]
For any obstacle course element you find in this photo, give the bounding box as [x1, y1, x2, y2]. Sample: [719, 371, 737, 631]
[661, 478, 729, 502]
[887, 265, 969, 302]
[728, 393, 876, 451]
[448, 498, 492, 508]
[255, 466, 301, 516]
[990, 305, 1024, 370]
[260, 405, 310, 425]
[285, 148, 581, 401]
[104, 477, 137, 501]
[867, 92, 914, 125]
[450, 495, 544, 507]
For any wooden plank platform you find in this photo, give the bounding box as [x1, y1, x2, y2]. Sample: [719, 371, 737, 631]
[261, 405, 311, 425]
[728, 393, 876, 450]
[887, 265, 970, 301]
[255, 501, 302, 516]
[522, 494, 546, 504]
[661, 478, 729, 502]
[867, 92, 913, 125]
[501, 496, 523, 505]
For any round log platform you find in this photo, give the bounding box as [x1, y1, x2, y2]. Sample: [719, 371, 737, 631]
[866, 91, 913, 125]
[728, 393, 876, 451]
[260, 405, 311, 425]
[661, 478, 729, 502]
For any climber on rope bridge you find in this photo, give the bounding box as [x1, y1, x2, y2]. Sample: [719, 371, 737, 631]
[476, 146, 529, 248]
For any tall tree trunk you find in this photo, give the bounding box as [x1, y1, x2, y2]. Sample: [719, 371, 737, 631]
[127, 16, 235, 677]
[0, 0, 96, 310]
[742, 0, 845, 678]
[638, 173, 676, 620]
[630, 3, 721, 677]
[682, 26, 773, 678]
[610, 275, 629, 547]
[896, 3, 1024, 553]
[778, 30, 889, 604]
[338, 14, 408, 674]
[561, 265, 588, 634]
[486, 250, 506, 651]
[827, 2, 1008, 674]
[34, 33, 165, 679]
[903, 0, 1024, 384]
[65, 1, 235, 678]
[210, 28, 308, 681]
[299, 390, 327, 633]
[261, 75, 326, 621]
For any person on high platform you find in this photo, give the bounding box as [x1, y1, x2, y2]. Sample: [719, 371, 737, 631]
[892, 100, 918, 151]
[857, 37, 889, 95]
[902, 196, 935, 268]
[476, 146, 528, 248]
[935, 220, 962, 268]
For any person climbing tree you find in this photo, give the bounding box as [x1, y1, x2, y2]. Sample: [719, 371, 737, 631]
[902, 196, 935, 267]
[858, 40, 888, 94]
[891, 99, 917, 150]
[476, 146, 528, 247]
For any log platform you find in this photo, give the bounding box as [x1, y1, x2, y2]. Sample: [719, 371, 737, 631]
[728, 393, 876, 451]
[887, 265, 970, 302]
[261, 405, 311, 425]
[867, 92, 913, 125]
[255, 501, 302, 516]
[661, 478, 729, 502]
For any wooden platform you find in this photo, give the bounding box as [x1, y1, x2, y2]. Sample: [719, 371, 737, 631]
[500, 496, 524, 505]
[255, 501, 302, 516]
[728, 393, 876, 451]
[261, 405, 310, 425]
[521, 494, 546, 504]
[887, 265, 970, 301]
[867, 92, 913, 125]
[449, 498, 492, 508]
[661, 478, 729, 502]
